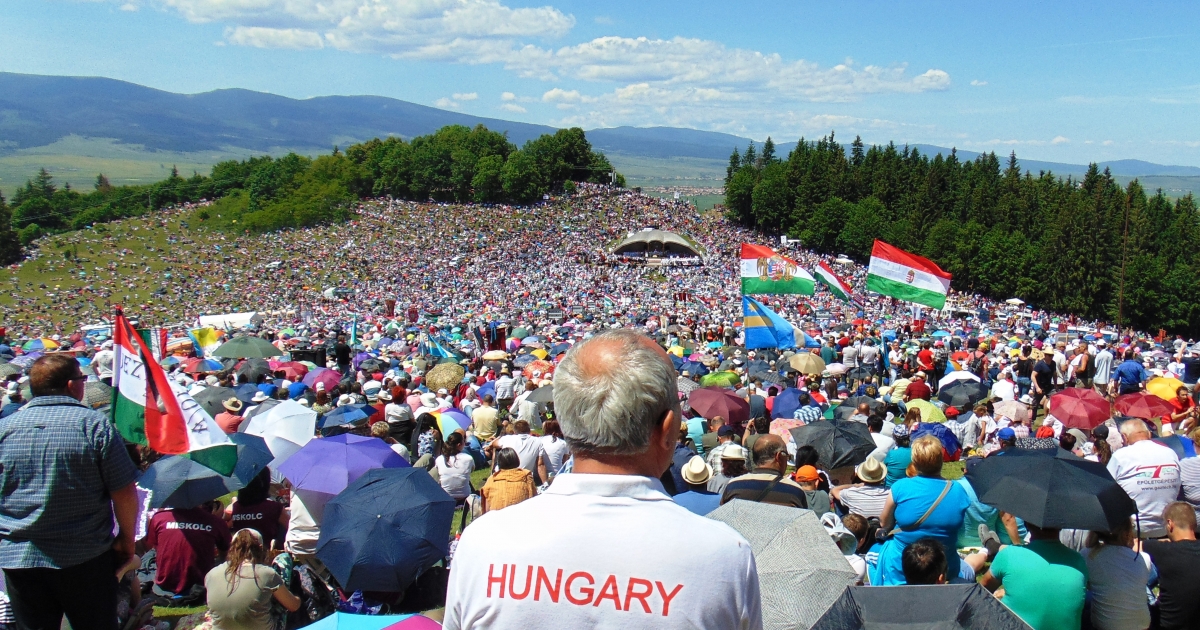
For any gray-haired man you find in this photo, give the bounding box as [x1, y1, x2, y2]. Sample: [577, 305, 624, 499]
[444, 329, 762, 629]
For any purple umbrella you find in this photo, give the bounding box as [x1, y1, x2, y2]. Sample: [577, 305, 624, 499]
[303, 367, 341, 392]
[10, 353, 41, 369]
[352, 352, 374, 370]
[278, 434, 409, 496]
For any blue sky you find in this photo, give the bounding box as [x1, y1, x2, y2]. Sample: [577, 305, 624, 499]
[3, 0, 1199, 165]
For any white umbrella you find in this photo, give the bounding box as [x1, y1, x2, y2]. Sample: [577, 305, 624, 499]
[1005, 298, 1025, 306]
[243, 399, 316, 471]
[939, 370, 981, 390]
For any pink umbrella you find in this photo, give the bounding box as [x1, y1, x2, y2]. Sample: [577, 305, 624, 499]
[687, 353, 705, 361]
[303, 367, 342, 391]
[383, 615, 442, 630]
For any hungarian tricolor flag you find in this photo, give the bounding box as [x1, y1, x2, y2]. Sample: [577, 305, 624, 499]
[112, 311, 232, 469]
[866, 240, 952, 309]
[814, 261, 854, 302]
[740, 244, 815, 295]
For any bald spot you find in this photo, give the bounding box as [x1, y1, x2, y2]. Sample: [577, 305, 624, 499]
[574, 334, 672, 380]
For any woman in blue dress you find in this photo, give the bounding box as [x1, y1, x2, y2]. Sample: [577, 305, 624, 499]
[871, 435, 971, 585]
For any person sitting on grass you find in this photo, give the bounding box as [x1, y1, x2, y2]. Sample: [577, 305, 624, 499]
[205, 529, 301, 630]
[902, 537, 948, 585]
[980, 522, 1088, 630]
[480, 447, 536, 513]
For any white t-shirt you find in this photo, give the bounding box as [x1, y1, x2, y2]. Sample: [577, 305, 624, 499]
[990, 379, 1016, 402]
[539, 436, 570, 476]
[868, 433, 894, 462]
[1084, 544, 1152, 630]
[443, 474, 762, 630]
[1107, 439, 1181, 537]
[496, 434, 545, 477]
[389, 442, 411, 462]
[436, 453, 476, 500]
[285, 490, 332, 556]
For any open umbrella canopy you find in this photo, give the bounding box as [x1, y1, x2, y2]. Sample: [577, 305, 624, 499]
[1115, 392, 1175, 419]
[305, 613, 430, 630]
[906, 398, 947, 424]
[212, 336, 284, 359]
[320, 404, 376, 428]
[937, 380, 990, 409]
[707, 501, 856, 630]
[509, 327, 530, 340]
[235, 359, 273, 384]
[845, 366, 872, 381]
[185, 358, 225, 374]
[138, 455, 245, 509]
[699, 371, 741, 388]
[21, 338, 59, 351]
[814, 584, 1030, 630]
[279, 434, 409, 496]
[272, 361, 310, 380]
[482, 350, 508, 361]
[192, 386, 239, 418]
[1049, 388, 1111, 430]
[521, 360, 554, 380]
[676, 376, 701, 396]
[243, 400, 316, 470]
[967, 449, 1135, 532]
[938, 370, 981, 390]
[527, 385, 554, 403]
[1147, 376, 1186, 401]
[678, 361, 710, 378]
[303, 367, 342, 392]
[688, 387, 750, 428]
[771, 388, 805, 420]
[825, 363, 847, 376]
[992, 400, 1030, 423]
[0, 363, 21, 379]
[83, 380, 112, 409]
[788, 352, 826, 375]
[317, 467, 455, 593]
[431, 409, 470, 435]
[185, 433, 273, 483]
[789, 420, 876, 469]
[512, 354, 536, 368]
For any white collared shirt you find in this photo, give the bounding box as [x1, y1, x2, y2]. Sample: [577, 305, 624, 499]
[444, 473, 762, 630]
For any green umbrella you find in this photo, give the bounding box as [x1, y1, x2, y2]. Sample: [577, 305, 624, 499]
[907, 398, 947, 424]
[211, 336, 284, 359]
[511, 327, 530, 340]
[699, 371, 741, 388]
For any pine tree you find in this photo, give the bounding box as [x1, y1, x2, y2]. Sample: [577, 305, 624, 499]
[725, 149, 741, 187]
[0, 192, 21, 264]
[760, 137, 776, 166]
[742, 143, 757, 171]
[95, 173, 112, 193]
[32, 168, 56, 199]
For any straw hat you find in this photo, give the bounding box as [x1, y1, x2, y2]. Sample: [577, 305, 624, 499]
[681, 456, 713, 485]
[222, 398, 243, 413]
[720, 444, 747, 461]
[855, 457, 886, 484]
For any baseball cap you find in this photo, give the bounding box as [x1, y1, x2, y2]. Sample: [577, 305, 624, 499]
[998, 427, 1016, 441]
[795, 465, 820, 483]
[717, 425, 735, 437]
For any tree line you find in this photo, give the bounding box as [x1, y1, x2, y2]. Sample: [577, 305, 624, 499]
[0, 124, 623, 262]
[725, 133, 1200, 336]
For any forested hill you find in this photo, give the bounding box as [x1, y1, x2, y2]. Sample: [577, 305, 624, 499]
[725, 134, 1200, 335]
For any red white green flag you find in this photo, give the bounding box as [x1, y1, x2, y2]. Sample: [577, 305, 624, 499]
[814, 261, 854, 302]
[739, 244, 815, 295]
[112, 311, 231, 469]
[866, 240, 952, 309]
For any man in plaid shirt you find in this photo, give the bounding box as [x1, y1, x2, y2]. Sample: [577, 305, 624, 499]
[0, 355, 139, 630]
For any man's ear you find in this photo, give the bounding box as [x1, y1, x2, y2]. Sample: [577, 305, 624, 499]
[658, 409, 677, 447]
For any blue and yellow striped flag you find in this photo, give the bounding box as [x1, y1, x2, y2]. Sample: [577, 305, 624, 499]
[742, 296, 796, 349]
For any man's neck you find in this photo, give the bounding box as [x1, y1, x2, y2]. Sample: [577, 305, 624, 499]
[573, 454, 663, 478]
[1169, 530, 1197, 542]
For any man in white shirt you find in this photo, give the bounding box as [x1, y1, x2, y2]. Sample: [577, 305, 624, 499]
[1108, 419, 1181, 538]
[494, 369, 516, 412]
[990, 369, 1017, 402]
[1093, 340, 1114, 396]
[493, 420, 547, 484]
[92, 340, 115, 385]
[866, 415, 894, 462]
[445, 329, 762, 630]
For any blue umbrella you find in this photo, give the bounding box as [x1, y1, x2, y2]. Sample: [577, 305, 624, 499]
[513, 354, 536, 368]
[771, 388, 804, 420]
[317, 467, 455, 592]
[707, 341, 722, 349]
[932, 330, 951, 338]
[227, 433, 275, 483]
[679, 361, 710, 378]
[278, 434, 408, 496]
[138, 455, 244, 509]
[320, 404, 376, 428]
[233, 383, 259, 404]
[549, 342, 571, 355]
[476, 381, 495, 399]
[76, 357, 92, 367]
[287, 381, 309, 399]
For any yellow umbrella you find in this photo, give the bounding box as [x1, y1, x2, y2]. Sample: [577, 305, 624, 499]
[907, 399, 947, 424]
[788, 352, 826, 375]
[667, 345, 685, 358]
[1147, 376, 1186, 401]
[530, 348, 549, 360]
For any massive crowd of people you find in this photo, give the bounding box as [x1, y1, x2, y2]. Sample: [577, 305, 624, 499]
[0, 185, 1198, 630]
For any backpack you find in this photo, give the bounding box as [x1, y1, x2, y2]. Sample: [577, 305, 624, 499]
[967, 352, 985, 377]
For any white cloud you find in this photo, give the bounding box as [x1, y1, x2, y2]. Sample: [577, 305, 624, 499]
[434, 97, 460, 109]
[453, 92, 478, 101]
[226, 26, 324, 49]
[1051, 135, 1070, 144]
[500, 103, 527, 113]
[1103, 140, 1114, 146]
[500, 91, 517, 101]
[594, 15, 614, 25]
[119, 3, 138, 11]
[970, 79, 987, 86]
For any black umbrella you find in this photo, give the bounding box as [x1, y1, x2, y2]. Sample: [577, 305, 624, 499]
[789, 420, 876, 469]
[137, 455, 245, 509]
[235, 359, 273, 384]
[317, 467, 456, 592]
[846, 366, 872, 381]
[527, 385, 554, 404]
[359, 358, 387, 373]
[937, 380, 990, 409]
[966, 450, 1136, 532]
[833, 396, 885, 422]
[813, 584, 1031, 629]
[193, 386, 240, 417]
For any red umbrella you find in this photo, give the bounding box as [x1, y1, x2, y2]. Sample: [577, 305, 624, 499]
[273, 361, 310, 380]
[1115, 392, 1175, 420]
[687, 387, 750, 431]
[1050, 388, 1111, 430]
